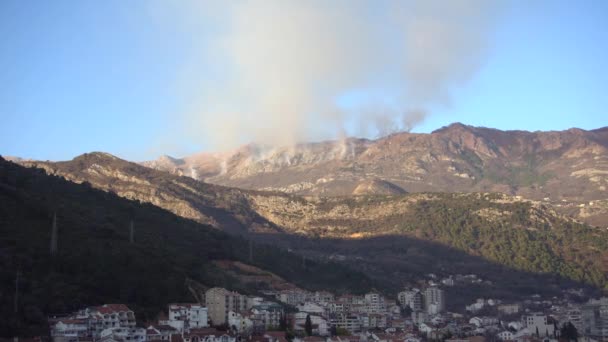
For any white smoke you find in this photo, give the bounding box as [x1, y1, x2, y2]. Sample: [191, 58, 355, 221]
[159, 0, 500, 150]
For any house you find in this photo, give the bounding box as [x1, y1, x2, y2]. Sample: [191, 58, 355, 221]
[98, 327, 146, 342]
[205, 288, 249, 326]
[251, 302, 284, 329]
[88, 304, 137, 339]
[183, 328, 236, 342]
[498, 304, 521, 315]
[330, 313, 362, 334]
[227, 311, 254, 333]
[521, 314, 555, 338]
[297, 303, 326, 316]
[293, 312, 329, 336]
[50, 319, 89, 342]
[264, 332, 288, 342]
[497, 330, 514, 341]
[49, 304, 137, 342]
[279, 289, 310, 306]
[146, 325, 177, 341]
[167, 304, 209, 331]
[469, 317, 498, 328]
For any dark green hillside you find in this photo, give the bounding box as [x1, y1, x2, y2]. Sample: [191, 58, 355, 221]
[0, 157, 371, 337]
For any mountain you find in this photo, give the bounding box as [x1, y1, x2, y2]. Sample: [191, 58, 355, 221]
[0, 157, 371, 337]
[143, 124, 608, 227]
[15, 152, 608, 298]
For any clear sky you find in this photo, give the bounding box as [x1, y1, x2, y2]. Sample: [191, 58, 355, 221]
[1, 0, 607, 161]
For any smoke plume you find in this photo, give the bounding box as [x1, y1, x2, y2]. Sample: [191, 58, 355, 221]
[163, 0, 499, 150]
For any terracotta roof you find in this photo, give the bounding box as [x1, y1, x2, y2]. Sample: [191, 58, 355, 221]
[171, 335, 184, 342]
[157, 325, 177, 331]
[302, 337, 325, 342]
[188, 328, 222, 336]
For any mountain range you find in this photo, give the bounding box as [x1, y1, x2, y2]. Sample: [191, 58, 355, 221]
[11, 124, 608, 295]
[141, 123, 608, 227]
[4, 123, 608, 336]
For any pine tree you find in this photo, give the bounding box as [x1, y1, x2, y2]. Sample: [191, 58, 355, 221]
[305, 314, 313, 336]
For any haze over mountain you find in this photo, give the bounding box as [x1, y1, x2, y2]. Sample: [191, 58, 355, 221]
[142, 124, 608, 227]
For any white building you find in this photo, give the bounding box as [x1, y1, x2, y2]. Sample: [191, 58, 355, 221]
[497, 330, 514, 341]
[228, 311, 254, 333]
[279, 289, 310, 306]
[167, 303, 208, 331]
[99, 327, 146, 342]
[521, 313, 556, 338]
[50, 304, 137, 341]
[424, 287, 445, 315]
[365, 292, 387, 313]
[294, 312, 329, 336]
[50, 319, 89, 342]
[297, 303, 325, 316]
[398, 289, 423, 312]
[146, 325, 177, 341]
[330, 313, 362, 333]
[311, 291, 334, 304]
[251, 302, 284, 329]
[498, 304, 521, 315]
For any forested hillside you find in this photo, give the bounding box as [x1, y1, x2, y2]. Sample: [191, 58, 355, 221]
[0, 157, 371, 337]
[249, 192, 608, 290]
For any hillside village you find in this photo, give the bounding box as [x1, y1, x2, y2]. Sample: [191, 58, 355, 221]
[43, 282, 608, 342]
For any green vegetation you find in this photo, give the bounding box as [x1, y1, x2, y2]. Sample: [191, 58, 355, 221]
[297, 192, 608, 298]
[404, 195, 607, 288]
[0, 158, 371, 337]
[483, 153, 554, 188]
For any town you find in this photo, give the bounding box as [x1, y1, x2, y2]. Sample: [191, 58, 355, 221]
[46, 278, 607, 342]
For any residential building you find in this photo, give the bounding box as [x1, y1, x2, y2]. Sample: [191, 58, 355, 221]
[167, 303, 208, 331]
[582, 298, 608, 342]
[205, 288, 249, 326]
[98, 327, 146, 342]
[497, 331, 514, 341]
[425, 287, 445, 315]
[297, 303, 325, 316]
[293, 313, 329, 336]
[365, 292, 387, 313]
[228, 311, 254, 333]
[279, 289, 309, 306]
[469, 317, 499, 328]
[50, 304, 137, 341]
[398, 289, 423, 312]
[183, 328, 237, 342]
[521, 313, 556, 338]
[50, 319, 88, 342]
[251, 302, 284, 329]
[498, 304, 521, 315]
[146, 325, 177, 341]
[312, 291, 335, 304]
[329, 313, 362, 333]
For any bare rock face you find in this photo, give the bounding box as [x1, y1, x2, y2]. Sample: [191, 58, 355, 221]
[142, 123, 608, 226]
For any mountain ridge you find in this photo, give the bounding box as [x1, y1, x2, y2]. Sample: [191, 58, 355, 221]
[11, 151, 608, 295]
[139, 123, 608, 227]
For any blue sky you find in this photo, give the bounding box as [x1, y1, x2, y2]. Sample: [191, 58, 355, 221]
[1, 0, 607, 161]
